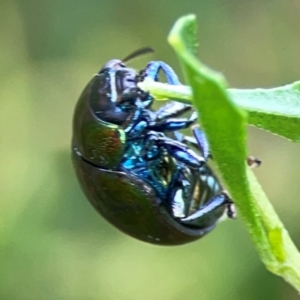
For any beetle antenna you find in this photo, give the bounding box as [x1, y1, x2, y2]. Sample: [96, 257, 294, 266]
[122, 47, 155, 63]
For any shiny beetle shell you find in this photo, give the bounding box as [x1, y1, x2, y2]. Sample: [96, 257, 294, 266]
[72, 152, 216, 245]
[72, 53, 232, 245]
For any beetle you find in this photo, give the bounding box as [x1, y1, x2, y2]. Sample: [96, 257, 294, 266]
[72, 48, 237, 245]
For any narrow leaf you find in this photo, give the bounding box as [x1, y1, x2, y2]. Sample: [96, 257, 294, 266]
[139, 80, 300, 143]
[168, 14, 300, 292]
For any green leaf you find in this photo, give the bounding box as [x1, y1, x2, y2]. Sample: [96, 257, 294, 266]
[230, 83, 300, 142]
[167, 14, 300, 292]
[139, 79, 300, 143]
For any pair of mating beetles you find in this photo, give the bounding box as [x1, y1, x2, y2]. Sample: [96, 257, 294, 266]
[72, 47, 259, 245]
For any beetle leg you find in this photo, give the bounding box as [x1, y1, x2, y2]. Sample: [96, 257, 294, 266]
[179, 192, 235, 227]
[193, 128, 262, 167]
[138, 60, 187, 114]
[154, 134, 205, 169]
[139, 61, 198, 123]
[146, 111, 198, 132]
[123, 99, 153, 134]
[141, 131, 205, 169]
[138, 60, 196, 125]
[192, 126, 211, 161]
[176, 128, 262, 167]
[140, 60, 181, 85]
[166, 164, 195, 218]
[169, 177, 192, 218]
[154, 101, 192, 120]
[174, 127, 211, 161]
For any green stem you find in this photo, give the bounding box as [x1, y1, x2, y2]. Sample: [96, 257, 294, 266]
[247, 169, 300, 289]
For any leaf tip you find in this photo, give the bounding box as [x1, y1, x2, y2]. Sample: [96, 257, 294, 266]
[168, 14, 197, 44]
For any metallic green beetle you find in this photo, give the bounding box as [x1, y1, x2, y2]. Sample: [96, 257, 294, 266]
[72, 49, 236, 245]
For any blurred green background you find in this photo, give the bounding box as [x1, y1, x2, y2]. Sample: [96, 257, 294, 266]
[1, 0, 300, 299]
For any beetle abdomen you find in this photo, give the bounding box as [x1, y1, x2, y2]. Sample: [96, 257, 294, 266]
[72, 150, 214, 245]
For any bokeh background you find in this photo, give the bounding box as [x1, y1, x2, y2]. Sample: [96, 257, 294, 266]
[1, 0, 300, 299]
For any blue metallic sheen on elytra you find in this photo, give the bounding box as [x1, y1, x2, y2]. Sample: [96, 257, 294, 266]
[72, 48, 234, 245]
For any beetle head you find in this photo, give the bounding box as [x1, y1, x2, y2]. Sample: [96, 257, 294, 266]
[89, 48, 154, 125]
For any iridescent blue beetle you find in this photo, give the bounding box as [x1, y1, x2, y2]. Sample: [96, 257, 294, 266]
[72, 48, 239, 245]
